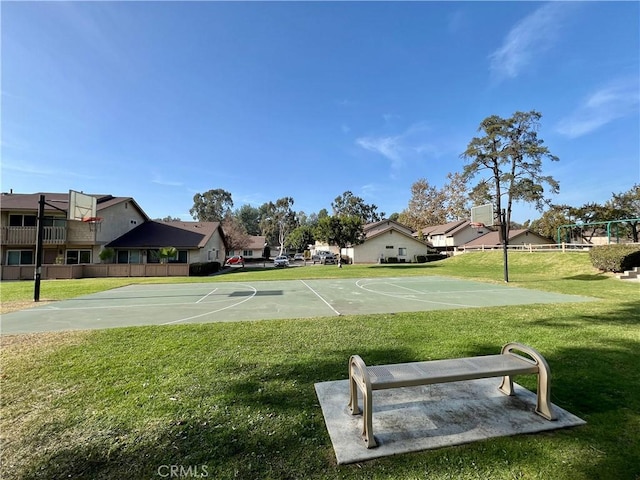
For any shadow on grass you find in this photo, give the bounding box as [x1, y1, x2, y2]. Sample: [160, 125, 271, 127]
[11, 338, 640, 480]
[562, 274, 610, 281]
[533, 300, 640, 327]
[372, 263, 444, 270]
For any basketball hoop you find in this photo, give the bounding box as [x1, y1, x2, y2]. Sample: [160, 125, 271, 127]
[83, 216, 103, 232]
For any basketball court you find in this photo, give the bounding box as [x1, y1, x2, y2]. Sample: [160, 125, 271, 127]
[1, 276, 594, 334]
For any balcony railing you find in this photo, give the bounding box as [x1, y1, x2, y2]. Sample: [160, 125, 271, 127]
[1, 226, 67, 245]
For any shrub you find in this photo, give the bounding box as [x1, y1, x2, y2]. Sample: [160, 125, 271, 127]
[189, 262, 221, 276]
[98, 248, 114, 263]
[589, 244, 640, 273]
[416, 255, 427, 263]
[386, 257, 398, 263]
[426, 253, 448, 262]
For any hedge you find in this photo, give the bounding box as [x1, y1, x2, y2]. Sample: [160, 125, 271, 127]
[189, 261, 221, 276]
[589, 244, 640, 273]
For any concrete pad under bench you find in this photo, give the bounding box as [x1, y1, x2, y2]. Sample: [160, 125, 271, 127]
[315, 378, 586, 465]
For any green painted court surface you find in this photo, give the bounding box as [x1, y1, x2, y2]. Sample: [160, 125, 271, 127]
[1, 276, 594, 334]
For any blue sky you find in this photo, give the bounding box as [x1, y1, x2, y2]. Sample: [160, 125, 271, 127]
[2, 1, 638, 223]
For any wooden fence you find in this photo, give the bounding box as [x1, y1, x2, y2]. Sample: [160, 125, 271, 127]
[455, 242, 640, 254]
[1, 263, 189, 281]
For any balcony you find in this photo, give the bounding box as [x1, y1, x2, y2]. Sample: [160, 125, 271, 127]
[1, 226, 67, 245]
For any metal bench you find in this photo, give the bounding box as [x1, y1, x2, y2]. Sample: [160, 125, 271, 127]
[348, 342, 557, 448]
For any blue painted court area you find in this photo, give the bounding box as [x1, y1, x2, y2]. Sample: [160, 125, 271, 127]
[0, 276, 594, 334]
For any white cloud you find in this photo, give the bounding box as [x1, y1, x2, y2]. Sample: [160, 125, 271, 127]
[151, 176, 183, 187]
[355, 122, 441, 170]
[360, 183, 379, 198]
[489, 3, 571, 81]
[356, 135, 404, 168]
[556, 77, 640, 138]
[2, 160, 96, 179]
[447, 9, 467, 34]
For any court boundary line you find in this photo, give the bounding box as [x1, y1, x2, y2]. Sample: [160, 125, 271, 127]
[355, 279, 474, 308]
[161, 284, 258, 325]
[300, 280, 341, 316]
[196, 287, 219, 304]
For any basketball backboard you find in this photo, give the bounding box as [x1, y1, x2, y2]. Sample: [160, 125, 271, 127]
[68, 190, 97, 221]
[470, 203, 495, 226]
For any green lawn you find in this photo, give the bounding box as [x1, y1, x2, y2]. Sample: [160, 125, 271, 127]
[1, 252, 639, 479]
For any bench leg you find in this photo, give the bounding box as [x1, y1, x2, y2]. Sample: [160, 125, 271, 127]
[348, 373, 360, 415]
[499, 375, 514, 396]
[500, 343, 557, 421]
[361, 386, 377, 448]
[348, 355, 378, 448]
[535, 368, 556, 420]
[348, 376, 377, 447]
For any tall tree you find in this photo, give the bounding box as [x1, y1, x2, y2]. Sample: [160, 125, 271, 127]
[222, 213, 252, 255]
[259, 197, 297, 255]
[190, 189, 233, 222]
[286, 225, 315, 253]
[570, 202, 613, 242]
[461, 111, 559, 241]
[235, 204, 261, 235]
[608, 184, 640, 242]
[315, 215, 365, 251]
[397, 178, 446, 231]
[529, 205, 571, 241]
[442, 172, 470, 221]
[331, 191, 384, 223]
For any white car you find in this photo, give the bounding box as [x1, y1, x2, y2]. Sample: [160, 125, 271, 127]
[293, 253, 305, 261]
[273, 255, 289, 268]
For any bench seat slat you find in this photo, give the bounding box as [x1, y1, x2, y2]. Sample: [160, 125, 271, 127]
[367, 354, 538, 390]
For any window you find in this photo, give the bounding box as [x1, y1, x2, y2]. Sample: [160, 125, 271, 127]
[9, 214, 37, 227]
[43, 217, 66, 227]
[66, 250, 91, 264]
[398, 248, 407, 256]
[147, 249, 160, 263]
[117, 251, 129, 264]
[129, 250, 141, 264]
[385, 245, 394, 249]
[242, 250, 254, 257]
[7, 250, 34, 265]
[117, 250, 142, 264]
[177, 250, 187, 263]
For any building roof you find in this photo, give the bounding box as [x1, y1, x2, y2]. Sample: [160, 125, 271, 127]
[463, 229, 552, 247]
[418, 219, 470, 236]
[106, 221, 225, 249]
[363, 219, 432, 246]
[0, 192, 149, 221]
[246, 235, 267, 250]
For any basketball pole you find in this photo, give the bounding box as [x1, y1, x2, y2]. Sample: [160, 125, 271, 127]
[500, 208, 509, 283]
[34, 194, 67, 302]
[34, 195, 45, 301]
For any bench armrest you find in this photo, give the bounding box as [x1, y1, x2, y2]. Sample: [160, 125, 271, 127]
[501, 342, 556, 420]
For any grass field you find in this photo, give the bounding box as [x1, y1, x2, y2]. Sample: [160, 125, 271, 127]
[1, 252, 639, 479]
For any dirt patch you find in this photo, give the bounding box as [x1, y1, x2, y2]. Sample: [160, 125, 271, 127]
[0, 330, 89, 354]
[1, 299, 55, 315]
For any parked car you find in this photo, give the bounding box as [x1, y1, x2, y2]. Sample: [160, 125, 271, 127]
[312, 251, 336, 265]
[312, 250, 330, 264]
[293, 253, 305, 261]
[225, 255, 244, 266]
[274, 255, 289, 268]
[321, 253, 336, 265]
